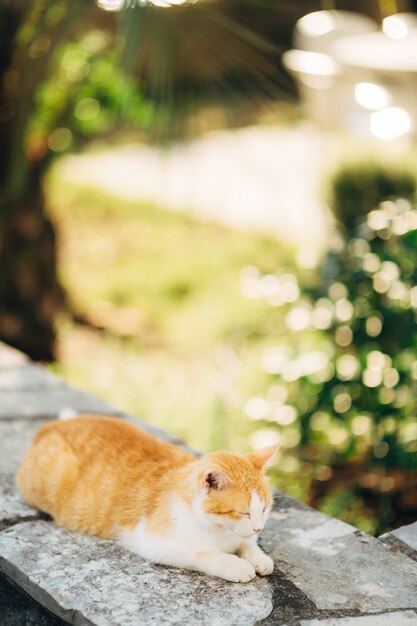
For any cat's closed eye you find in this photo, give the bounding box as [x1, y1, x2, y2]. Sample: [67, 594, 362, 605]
[238, 512, 250, 517]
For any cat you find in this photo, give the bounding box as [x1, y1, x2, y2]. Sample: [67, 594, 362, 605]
[16, 414, 276, 583]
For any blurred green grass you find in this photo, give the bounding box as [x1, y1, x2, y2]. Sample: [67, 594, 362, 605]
[47, 175, 290, 453]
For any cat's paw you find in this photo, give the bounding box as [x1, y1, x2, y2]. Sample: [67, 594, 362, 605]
[196, 552, 256, 583]
[239, 546, 274, 576]
[224, 556, 256, 583]
[251, 552, 274, 576]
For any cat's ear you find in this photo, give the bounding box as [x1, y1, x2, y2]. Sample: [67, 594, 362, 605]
[247, 445, 278, 471]
[202, 469, 230, 492]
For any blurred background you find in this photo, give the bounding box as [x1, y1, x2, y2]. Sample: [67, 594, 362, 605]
[2, 0, 417, 535]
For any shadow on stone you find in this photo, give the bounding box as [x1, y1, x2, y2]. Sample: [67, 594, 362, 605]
[0, 572, 68, 626]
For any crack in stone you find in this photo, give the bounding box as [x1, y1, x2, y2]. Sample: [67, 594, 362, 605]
[0, 511, 52, 532]
[0, 415, 56, 422]
[254, 566, 318, 626]
[256, 564, 417, 626]
[379, 535, 417, 564]
[298, 608, 417, 625]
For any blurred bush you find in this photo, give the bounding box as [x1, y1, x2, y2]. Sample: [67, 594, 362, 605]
[330, 162, 416, 232]
[245, 164, 417, 535]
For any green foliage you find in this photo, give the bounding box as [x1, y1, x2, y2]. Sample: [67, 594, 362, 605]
[330, 162, 416, 232]
[298, 200, 417, 469]
[241, 162, 417, 533]
[318, 488, 377, 536]
[27, 33, 153, 163]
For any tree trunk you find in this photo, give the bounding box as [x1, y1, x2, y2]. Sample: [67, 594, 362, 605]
[0, 2, 63, 361]
[0, 176, 63, 361]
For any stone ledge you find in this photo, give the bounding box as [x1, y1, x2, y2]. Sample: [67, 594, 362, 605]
[0, 521, 273, 626]
[0, 363, 64, 390]
[0, 343, 28, 369]
[0, 388, 122, 420]
[0, 342, 416, 626]
[380, 521, 417, 553]
[260, 509, 417, 613]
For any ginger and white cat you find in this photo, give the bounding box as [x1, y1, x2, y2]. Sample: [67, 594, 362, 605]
[16, 414, 276, 583]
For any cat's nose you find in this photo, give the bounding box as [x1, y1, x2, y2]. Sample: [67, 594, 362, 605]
[253, 526, 262, 533]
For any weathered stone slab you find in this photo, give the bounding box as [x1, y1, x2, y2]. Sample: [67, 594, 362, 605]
[300, 611, 417, 626]
[0, 343, 28, 369]
[0, 387, 121, 420]
[0, 419, 49, 523]
[0, 418, 42, 474]
[260, 507, 417, 613]
[381, 521, 417, 553]
[0, 493, 39, 528]
[0, 364, 64, 391]
[0, 521, 273, 626]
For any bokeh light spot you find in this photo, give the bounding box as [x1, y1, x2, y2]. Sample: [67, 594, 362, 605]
[47, 128, 72, 152]
[366, 315, 383, 337]
[351, 414, 371, 436]
[75, 98, 100, 121]
[335, 325, 353, 346]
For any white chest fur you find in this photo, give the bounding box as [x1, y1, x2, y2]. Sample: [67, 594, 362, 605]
[118, 497, 243, 564]
[117, 492, 273, 583]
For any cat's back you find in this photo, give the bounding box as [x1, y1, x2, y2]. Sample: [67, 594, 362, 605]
[31, 414, 193, 468]
[16, 415, 195, 537]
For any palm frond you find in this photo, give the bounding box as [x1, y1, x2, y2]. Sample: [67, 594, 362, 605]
[117, 0, 301, 141]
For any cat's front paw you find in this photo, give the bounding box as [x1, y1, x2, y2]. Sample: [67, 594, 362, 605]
[198, 552, 256, 583]
[239, 546, 274, 576]
[225, 556, 256, 583]
[251, 552, 274, 576]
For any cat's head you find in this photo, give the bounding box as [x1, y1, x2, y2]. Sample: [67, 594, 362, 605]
[192, 445, 277, 538]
